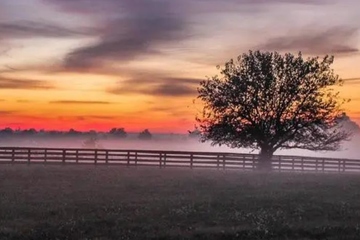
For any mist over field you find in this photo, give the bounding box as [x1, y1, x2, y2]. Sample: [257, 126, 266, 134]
[1, 132, 359, 160]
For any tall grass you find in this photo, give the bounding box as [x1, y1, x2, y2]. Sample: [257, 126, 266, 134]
[1, 165, 360, 239]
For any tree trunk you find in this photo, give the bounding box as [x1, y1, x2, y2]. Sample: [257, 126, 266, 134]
[257, 147, 274, 172]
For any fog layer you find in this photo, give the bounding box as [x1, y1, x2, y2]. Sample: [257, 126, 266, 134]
[1, 133, 359, 160]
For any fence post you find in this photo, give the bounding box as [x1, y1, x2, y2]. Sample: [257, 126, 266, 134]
[94, 150, 98, 165]
[190, 154, 193, 169]
[135, 152, 138, 167]
[12, 148, 15, 163]
[105, 150, 109, 164]
[223, 154, 226, 170]
[252, 155, 256, 171]
[76, 150, 79, 163]
[301, 157, 304, 171]
[242, 155, 246, 170]
[217, 154, 220, 170]
[278, 156, 281, 172]
[163, 153, 167, 168]
[28, 149, 31, 164]
[44, 149, 47, 164]
[342, 160, 346, 172]
[62, 149, 66, 164]
[322, 159, 325, 172]
[127, 151, 130, 167]
[159, 153, 162, 169]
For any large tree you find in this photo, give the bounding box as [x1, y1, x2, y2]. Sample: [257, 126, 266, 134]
[196, 51, 351, 171]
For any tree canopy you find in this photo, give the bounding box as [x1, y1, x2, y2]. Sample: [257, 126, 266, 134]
[196, 51, 351, 170]
[109, 128, 127, 138]
[138, 129, 152, 140]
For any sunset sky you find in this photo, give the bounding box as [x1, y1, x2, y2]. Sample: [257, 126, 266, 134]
[0, 0, 360, 133]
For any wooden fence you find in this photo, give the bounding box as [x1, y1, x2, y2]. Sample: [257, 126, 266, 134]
[0, 147, 359, 173]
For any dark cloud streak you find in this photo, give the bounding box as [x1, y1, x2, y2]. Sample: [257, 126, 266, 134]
[258, 27, 359, 55]
[16, 99, 33, 103]
[43, 0, 190, 70]
[108, 77, 200, 97]
[87, 115, 117, 120]
[42, 0, 332, 15]
[39, 0, 347, 73]
[0, 21, 96, 40]
[0, 77, 53, 90]
[0, 110, 17, 115]
[49, 100, 112, 105]
[343, 77, 360, 85]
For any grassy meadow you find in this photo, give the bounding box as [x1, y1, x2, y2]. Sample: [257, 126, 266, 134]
[1, 165, 360, 239]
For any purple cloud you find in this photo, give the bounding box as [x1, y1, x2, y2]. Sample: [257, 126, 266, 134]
[3, 0, 357, 99]
[42, 0, 188, 70]
[257, 27, 359, 55]
[0, 77, 53, 90]
[39, 0, 354, 72]
[0, 21, 96, 40]
[108, 77, 200, 97]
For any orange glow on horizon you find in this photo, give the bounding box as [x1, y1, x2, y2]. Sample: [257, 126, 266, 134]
[0, 113, 196, 133]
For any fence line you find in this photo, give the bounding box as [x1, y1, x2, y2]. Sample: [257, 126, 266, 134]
[0, 147, 359, 173]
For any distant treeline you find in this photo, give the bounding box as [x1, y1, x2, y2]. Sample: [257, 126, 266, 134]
[0, 127, 146, 138]
[0, 127, 201, 140]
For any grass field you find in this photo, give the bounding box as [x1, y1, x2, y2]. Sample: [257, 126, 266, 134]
[1, 165, 360, 239]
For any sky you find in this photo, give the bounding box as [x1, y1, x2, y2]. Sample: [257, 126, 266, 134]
[0, 0, 360, 133]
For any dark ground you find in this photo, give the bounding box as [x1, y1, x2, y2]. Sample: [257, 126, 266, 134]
[1, 165, 360, 239]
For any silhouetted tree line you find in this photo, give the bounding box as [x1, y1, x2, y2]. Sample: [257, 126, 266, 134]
[0, 127, 153, 140]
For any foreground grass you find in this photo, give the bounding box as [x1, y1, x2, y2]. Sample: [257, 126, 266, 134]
[1, 165, 360, 239]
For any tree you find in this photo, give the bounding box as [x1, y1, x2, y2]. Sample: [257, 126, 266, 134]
[188, 128, 201, 139]
[138, 129, 152, 140]
[196, 51, 351, 171]
[82, 136, 103, 149]
[0, 127, 13, 135]
[109, 127, 127, 138]
[22, 128, 37, 135]
[67, 128, 81, 136]
[335, 113, 360, 133]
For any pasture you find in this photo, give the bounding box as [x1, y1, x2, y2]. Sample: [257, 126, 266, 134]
[1, 165, 360, 239]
